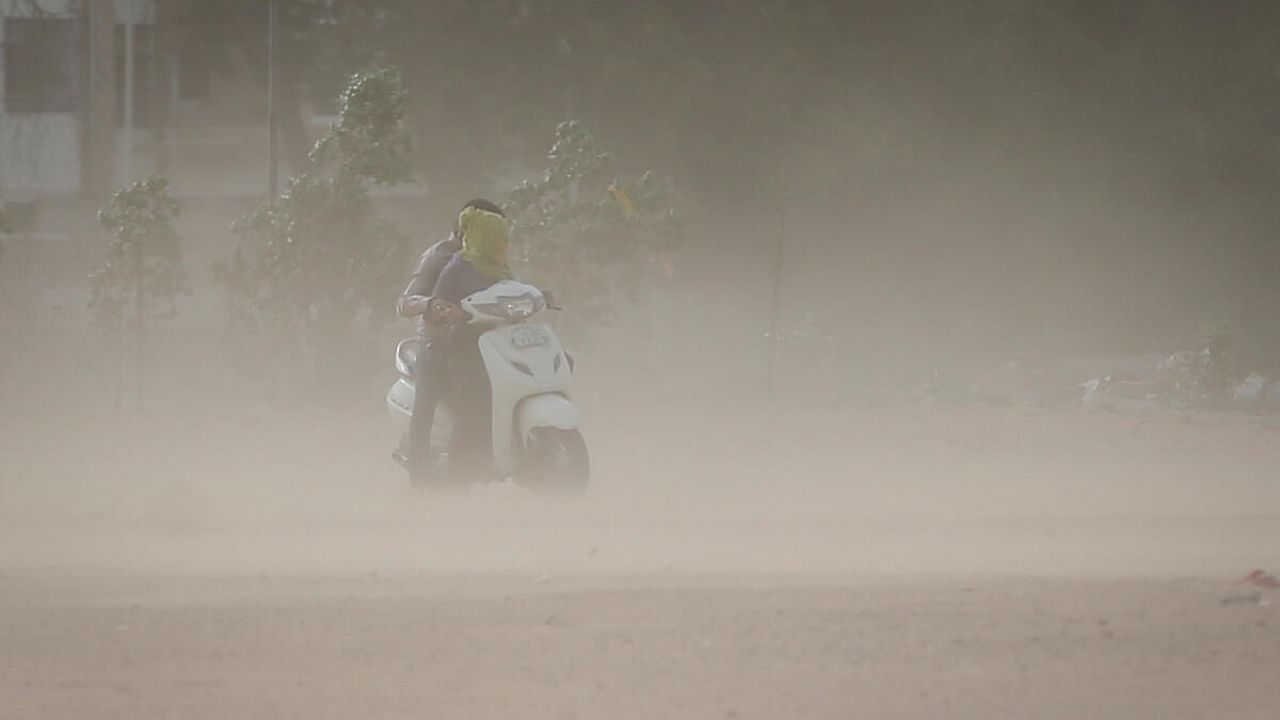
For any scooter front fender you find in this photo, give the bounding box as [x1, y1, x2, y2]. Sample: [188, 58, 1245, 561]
[517, 393, 582, 439]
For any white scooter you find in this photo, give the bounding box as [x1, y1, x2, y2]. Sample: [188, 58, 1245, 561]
[387, 280, 589, 493]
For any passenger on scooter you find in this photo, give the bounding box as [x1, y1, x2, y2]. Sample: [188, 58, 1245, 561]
[430, 203, 515, 480]
[396, 198, 504, 486]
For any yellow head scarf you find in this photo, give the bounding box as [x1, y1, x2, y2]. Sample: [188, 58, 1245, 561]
[458, 206, 513, 280]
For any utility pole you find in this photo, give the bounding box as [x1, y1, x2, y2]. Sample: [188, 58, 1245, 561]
[151, 0, 174, 178]
[122, 14, 135, 185]
[559, 37, 577, 204]
[133, 225, 145, 411]
[119, 0, 155, 185]
[765, 200, 786, 405]
[266, 0, 279, 200]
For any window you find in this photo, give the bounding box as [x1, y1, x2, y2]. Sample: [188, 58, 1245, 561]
[3, 17, 78, 113]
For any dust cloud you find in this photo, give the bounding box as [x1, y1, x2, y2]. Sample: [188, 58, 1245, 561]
[4, 292, 1279, 717]
[3, 2, 1280, 718]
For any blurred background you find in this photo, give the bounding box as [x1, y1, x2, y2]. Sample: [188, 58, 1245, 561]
[3, 0, 1280, 413]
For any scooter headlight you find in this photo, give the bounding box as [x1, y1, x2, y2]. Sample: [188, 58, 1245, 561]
[471, 293, 545, 320]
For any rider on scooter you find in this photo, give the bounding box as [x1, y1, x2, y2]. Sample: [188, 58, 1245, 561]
[430, 203, 515, 481]
[396, 198, 504, 486]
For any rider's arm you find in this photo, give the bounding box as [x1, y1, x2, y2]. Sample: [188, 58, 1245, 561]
[397, 237, 458, 318]
[397, 289, 432, 318]
[429, 257, 465, 307]
[397, 252, 434, 317]
[425, 258, 466, 325]
[432, 254, 518, 324]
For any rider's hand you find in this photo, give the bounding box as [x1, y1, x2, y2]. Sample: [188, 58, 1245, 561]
[428, 298, 465, 325]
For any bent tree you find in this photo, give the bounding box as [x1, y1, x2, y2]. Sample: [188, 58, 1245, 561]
[219, 67, 413, 395]
[504, 121, 682, 342]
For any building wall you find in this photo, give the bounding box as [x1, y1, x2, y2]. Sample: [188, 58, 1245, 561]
[0, 0, 156, 199]
[0, 3, 80, 198]
[0, 112, 80, 198]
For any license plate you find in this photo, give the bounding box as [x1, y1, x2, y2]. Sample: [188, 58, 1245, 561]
[511, 325, 550, 348]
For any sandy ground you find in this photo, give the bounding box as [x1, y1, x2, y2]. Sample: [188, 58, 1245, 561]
[2, 398, 1279, 718]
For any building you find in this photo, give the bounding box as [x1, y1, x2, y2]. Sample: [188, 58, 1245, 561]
[1, 0, 428, 334]
[2, 0, 142, 203]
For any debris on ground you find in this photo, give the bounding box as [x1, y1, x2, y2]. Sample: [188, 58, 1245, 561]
[1235, 569, 1280, 589]
[1220, 592, 1266, 607]
[910, 358, 1082, 408]
[1079, 326, 1280, 414]
[1233, 373, 1268, 403]
[1221, 570, 1278, 608]
[905, 324, 1280, 416]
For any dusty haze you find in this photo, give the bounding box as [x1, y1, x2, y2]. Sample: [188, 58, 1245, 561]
[2, 2, 1280, 718]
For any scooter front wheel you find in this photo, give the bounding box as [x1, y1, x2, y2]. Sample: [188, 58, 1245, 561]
[520, 428, 590, 495]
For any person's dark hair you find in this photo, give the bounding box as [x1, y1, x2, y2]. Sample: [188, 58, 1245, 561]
[461, 198, 505, 217]
[449, 198, 505, 238]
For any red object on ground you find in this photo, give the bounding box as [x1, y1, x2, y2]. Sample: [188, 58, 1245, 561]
[1235, 570, 1280, 588]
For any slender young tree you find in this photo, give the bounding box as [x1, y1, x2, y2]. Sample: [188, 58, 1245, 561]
[504, 121, 683, 338]
[219, 67, 413, 393]
[90, 176, 187, 410]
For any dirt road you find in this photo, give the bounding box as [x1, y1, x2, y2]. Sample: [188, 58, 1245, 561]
[2, 402, 1278, 718]
[3, 573, 1276, 720]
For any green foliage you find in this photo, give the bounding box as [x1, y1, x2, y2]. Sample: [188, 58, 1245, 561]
[177, 1, 1280, 198]
[224, 173, 405, 329]
[218, 67, 412, 387]
[309, 66, 413, 185]
[89, 176, 187, 324]
[504, 121, 682, 331]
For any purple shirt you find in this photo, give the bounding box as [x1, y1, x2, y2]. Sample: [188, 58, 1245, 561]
[430, 253, 502, 306]
[397, 234, 461, 339]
